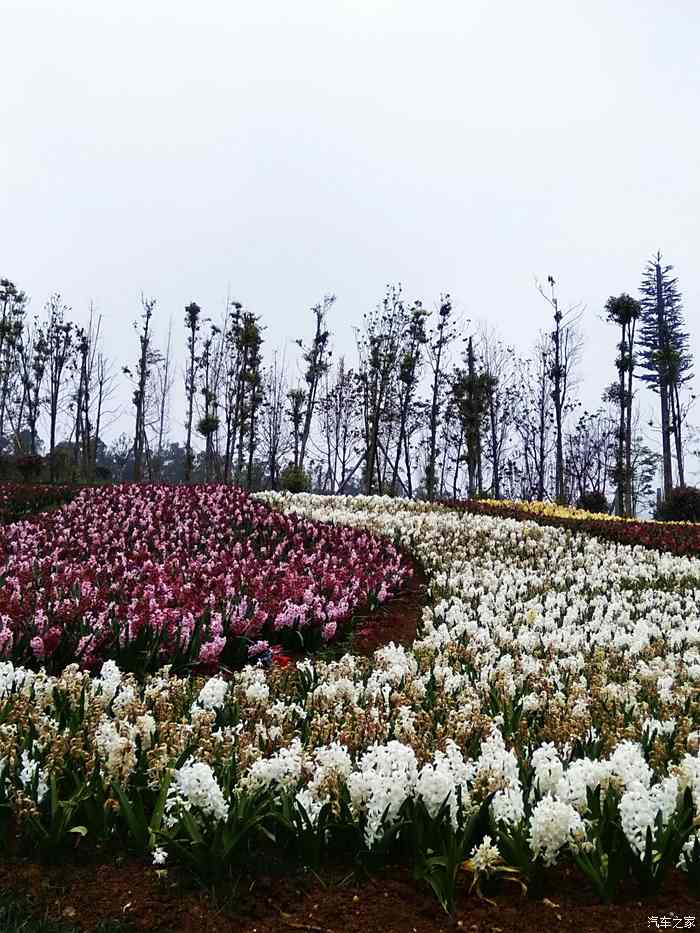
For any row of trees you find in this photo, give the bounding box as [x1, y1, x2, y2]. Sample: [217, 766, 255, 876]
[605, 253, 695, 515]
[0, 282, 117, 482]
[0, 250, 695, 513]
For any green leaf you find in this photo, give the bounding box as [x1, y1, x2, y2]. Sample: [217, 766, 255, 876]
[113, 782, 148, 851]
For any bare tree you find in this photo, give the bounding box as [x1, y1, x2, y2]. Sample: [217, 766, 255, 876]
[356, 286, 405, 494]
[153, 316, 175, 479]
[197, 321, 223, 482]
[93, 351, 119, 476]
[183, 302, 202, 483]
[424, 295, 455, 500]
[298, 295, 334, 470]
[313, 357, 360, 493]
[260, 351, 289, 490]
[565, 407, 616, 505]
[537, 277, 582, 502]
[128, 296, 158, 483]
[70, 307, 102, 480]
[478, 326, 515, 499]
[17, 316, 48, 457]
[244, 315, 264, 489]
[45, 295, 74, 482]
[221, 301, 244, 484]
[0, 279, 28, 452]
[512, 336, 554, 500]
[286, 387, 305, 472]
[388, 302, 427, 497]
[453, 336, 491, 498]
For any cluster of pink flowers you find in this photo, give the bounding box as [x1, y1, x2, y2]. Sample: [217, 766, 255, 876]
[0, 484, 410, 672]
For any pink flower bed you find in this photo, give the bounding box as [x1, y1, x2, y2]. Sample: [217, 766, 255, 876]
[0, 484, 410, 673]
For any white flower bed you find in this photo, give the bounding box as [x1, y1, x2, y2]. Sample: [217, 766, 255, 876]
[252, 493, 700, 872]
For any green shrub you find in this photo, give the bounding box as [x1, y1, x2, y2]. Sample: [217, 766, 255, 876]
[576, 491, 609, 515]
[15, 454, 44, 482]
[654, 486, 700, 523]
[280, 464, 311, 493]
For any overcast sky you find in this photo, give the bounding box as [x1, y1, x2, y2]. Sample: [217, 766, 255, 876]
[2, 0, 698, 479]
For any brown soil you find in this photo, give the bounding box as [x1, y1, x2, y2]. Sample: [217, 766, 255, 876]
[346, 557, 427, 656]
[0, 856, 698, 933]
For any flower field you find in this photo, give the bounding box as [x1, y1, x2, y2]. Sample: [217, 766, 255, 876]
[0, 484, 409, 672]
[0, 488, 699, 927]
[457, 496, 700, 556]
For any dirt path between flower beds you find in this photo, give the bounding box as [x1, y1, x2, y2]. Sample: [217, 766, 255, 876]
[0, 857, 698, 933]
[345, 556, 427, 656]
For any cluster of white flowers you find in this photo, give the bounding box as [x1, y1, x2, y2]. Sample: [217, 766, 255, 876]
[680, 831, 700, 871]
[17, 748, 49, 803]
[469, 834, 501, 875]
[473, 729, 524, 827]
[135, 713, 157, 749]
[416, 741, 474, 829]
[608, 741, 653, 791]
[643, 717, 677, 740]
[528, 795, 585, 865]
[530, 743, 564, 799]
[195, 675, 229, 711]
[94, 711, 156, 780]
[152, 846, 168, 866]
[165, 759, 228, 826]
[676, 754, 700, 811]
[347, 741, 419, 848]
[295, 742, 354, 823]
[555, 756, 611, 811]
[95, 717, 136, 781]
[619, 777, 679, 856]
[239, 667, 270, 706]
[0, 662, 35, 700]
[94, 660, 123, 704]
[243, 739, 304, 794]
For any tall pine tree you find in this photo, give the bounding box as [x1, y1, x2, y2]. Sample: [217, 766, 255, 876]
[639, 252, 693, 495]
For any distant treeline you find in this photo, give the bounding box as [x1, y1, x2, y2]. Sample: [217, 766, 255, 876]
[0, 250, 695, 515]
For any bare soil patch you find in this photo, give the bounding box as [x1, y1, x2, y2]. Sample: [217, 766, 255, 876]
[348, 557, 427, 656]
[0, 856, 697, 933]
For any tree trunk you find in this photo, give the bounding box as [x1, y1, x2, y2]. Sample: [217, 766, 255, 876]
[671, 382, 685, 487]
[615, 323, 626, 516]
[655, 262, 674, 498]
[452, 422, 463, 500]
[426, 339, 443, 501]
[624, 318, 635, 517]
[488, 394, 500, 499]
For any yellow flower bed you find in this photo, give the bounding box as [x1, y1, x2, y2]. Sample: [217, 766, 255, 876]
[475, 498, 692, 527]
